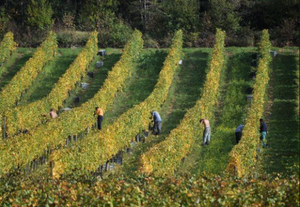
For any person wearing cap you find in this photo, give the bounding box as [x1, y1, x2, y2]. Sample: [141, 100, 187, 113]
[260, 118, 267, 147]
[200, 118, 211, 146]
[150, 110, 162, 135]
[235, 124, 244, 144]
[95, 107, 104, 130]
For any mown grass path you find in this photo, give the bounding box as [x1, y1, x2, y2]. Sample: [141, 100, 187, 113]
[57, 48, 164, 126]
[104, 49, 167, 126]
[17, 48, 82, 106]
[177, 48, 255, 175]
[262, 51, 299, 176]
[106, 48, 210, 177]
[74, 49, 166, 135]
[62, 48, 122, 109]
[0, 48, 33, 91]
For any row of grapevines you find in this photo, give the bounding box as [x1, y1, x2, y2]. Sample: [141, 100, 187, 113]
[1, 174, 298, 206]
[226, 30, 272, 177]
[0, 31, 57, 135]
[0, 31, 57, 114]
[138, 29, 226, 176]
[0, 30, 143, 176]
[50, 30, 183, 178]
[3, 31, 98, 137]
[0, 32, 17, 76]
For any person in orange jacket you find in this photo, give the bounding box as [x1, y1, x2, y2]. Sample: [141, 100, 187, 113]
[95, 107, 104, 130]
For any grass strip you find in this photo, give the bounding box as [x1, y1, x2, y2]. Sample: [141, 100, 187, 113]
[263, 52, 299, 176]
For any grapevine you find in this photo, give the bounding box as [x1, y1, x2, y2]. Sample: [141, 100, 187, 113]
[49, 30, 183, 178]
[226, 30, 272, 177]
[0, 30, 143, 176]
[138, 29, 226, 176]
[0, 31, 17, 77]
[3, 31, 98, 137]
[0, 31, 57, 137]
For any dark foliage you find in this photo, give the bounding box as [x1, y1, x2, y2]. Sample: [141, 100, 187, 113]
[0, 0, 299, 47]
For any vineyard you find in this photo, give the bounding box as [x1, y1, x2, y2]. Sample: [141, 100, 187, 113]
[0, 30, 299, 206]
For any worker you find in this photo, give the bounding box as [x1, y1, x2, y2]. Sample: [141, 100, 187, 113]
[260, 118, 267, 147]
[200, 118, 210, 146]
[49, 109, 58, 118]
[150, 110, 162, 135]
[42, 109, 58, 119]
[235, 124, 244, 144]
[95, 107, 104, 130]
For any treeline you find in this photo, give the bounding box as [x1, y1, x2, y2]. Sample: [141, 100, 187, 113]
[0, 0, 299, 47]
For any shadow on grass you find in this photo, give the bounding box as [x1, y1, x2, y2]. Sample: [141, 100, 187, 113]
[0, 52, 33, 91]
[161, 50, 210, 136]
[104, 49, 167, 125]
[77, 53, 122, 106]
[264, 53, 299, 176]
[127, 49, 167, 105]
[20, 49, 82, 104]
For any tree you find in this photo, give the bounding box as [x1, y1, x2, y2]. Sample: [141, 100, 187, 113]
[208, 0, 240, 34]
[248, 0, 299, 30]
[26, 0, 53, 31]
[162, 0, 200, 33]
[127, 0, 162, 34]
[50, 0, 82, 23]
[78, 0, 119, 30]
[1, 0, 30, 27]
[0, 8, 9, 37]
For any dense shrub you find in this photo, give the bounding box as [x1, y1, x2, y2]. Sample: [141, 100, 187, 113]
[226, 27, 255, 47]
[97, 17, 133, 48]
[56, 30, 90, 47]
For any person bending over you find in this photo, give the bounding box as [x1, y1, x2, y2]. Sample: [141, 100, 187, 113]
[235, 124, 244, 144]
[150, 110, 162, 135]
[200, 118, 210, 146]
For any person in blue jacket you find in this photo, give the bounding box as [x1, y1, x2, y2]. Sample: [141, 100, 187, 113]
[235, 124, 244, 144]
[150, 111, 162, 135]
